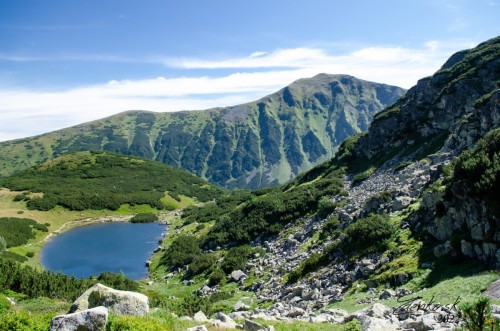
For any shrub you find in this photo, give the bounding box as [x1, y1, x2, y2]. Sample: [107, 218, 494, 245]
[130, 213, 158, 223]
[96, 272, 139, 291]
[458, 297, 496, 331]
[161, 235, 201, 268]
[342, 214, 396, 255]
[319, 216, 339, 241]
[0, 236, 6, 251]
[221, 245, 255, 273]
[0, 311, 52, 331]
[0, 217, 39, 247]
[25, 252, 34, 258]
[188, 254, 216, 276]
[352, 167, 376, 185]
[208, 268, 226, 286]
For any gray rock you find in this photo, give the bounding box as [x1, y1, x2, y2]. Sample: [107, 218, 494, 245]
[186, 326, 208, 331]
[230, 270, 247, 282]
[243, 319, 267, 331]
[212, 312, 237, 329]
[50, 306, 108, 331]
[285, 307, 305, 318]
[193, 310, 208, 323]
[379, 289, 396, 300]
[484, 279, 500, 299]
[401, 314, 440, 331]
[234, 300, 250, 311]
[355, 315, 399, 331]
[393, 196, 412, 211]
[69, 283, 149, 317]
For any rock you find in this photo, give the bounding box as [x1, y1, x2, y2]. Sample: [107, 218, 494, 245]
[356, 303, 392, 319]
[379, 289, 396, 300]
[401, 314, 440, 331]
[186, 326, 208, 331]
[243, 319, 267, 331]
[356, 315, 399, 331]
[393, 196, 412, 211]
[433, 241, 452, 258]
[193, 310, 208, 323]
[212, 312, 238, 329]
[285, 307, 305, 318]
[484, 279, 500, 299]
[234, 300, 250, 311]
[69, 283, 149, 317]
[230, 270, 247, 282]
[50, 306, 108, 331]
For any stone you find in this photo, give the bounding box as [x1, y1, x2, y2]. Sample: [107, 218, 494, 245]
[234, 300, 250, 311]
[193, 310, 208, 323]
[356, 315, 399, 331]
[379, 289, 396, 300]
[393, 196, 412, 211]
[212, 312, 237, 329]
[243, 319, 267, 331]
[50, 306, 108, 331]
[401, 314, 440, 331]
[186, 326, 208, 331]
[285, 307, 305, 318]
[484, 279, 500, 299]
[69, 283, 149, 317]
[461, 240, 474, 258]
[230, 270, 247, 282]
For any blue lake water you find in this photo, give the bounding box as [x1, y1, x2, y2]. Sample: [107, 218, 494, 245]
[40, 222, 166, 280]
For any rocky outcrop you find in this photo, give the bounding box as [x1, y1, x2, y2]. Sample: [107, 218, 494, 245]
[50, 306, 108, 331]
[69, 283, 149, 317]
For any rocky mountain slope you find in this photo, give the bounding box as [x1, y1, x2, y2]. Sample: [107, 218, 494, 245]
[0, 74, 404, 189]
[149, 36, 499, 329]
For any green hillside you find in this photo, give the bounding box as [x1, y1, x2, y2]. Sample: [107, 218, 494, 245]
[0, 151, 224, 211]
[0, 74, 405, 189]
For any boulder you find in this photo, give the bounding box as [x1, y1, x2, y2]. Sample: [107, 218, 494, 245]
[193, 310, 208, 323]
[230, 270, 247, 282]
[69, 283, 149, 317]
[357, 315, 399, 331]
[234, 300, 250, 311]
[186, 326, 208, 331]
[243, 319, 267, 331]
[484, 279, 500, 299]
[211, 312, 238, 329]
[50, 306, 108, 331]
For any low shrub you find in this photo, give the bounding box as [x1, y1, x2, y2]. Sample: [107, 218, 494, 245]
[130, 213, 158, 223]
[208, 268, 226, 286]
[342, 214, 396, 255]
[161, 235, 201, 268]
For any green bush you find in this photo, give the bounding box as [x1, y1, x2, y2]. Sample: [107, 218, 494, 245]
[208, 268, 226, 286]
[161, 235, 202, 268]
[221, 245, 256, 273]
[451, 128, 500, 217]
[458, 297, 497, 331]
[0, 236, 6, 252]
[0, 151, 224, 211]
[130, 213, 158, 223]
[96, 272, 139, 291]
[0, 312, 52, 331]
[188, 254, 215, 276]
[319, 216, 339, 240]
[342, 214, 396, 255]
[352, 167, 376, 185]
[0, 217, 38, 247]
[25, 252, 34, 258]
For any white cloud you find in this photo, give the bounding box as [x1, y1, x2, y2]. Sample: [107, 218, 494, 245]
[0, 40, 477, 142]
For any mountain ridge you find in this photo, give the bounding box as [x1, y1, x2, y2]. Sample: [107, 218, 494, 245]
[0, 74, 405, 189]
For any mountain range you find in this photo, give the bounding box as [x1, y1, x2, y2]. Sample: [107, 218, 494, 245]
[0, 74, 405, 189]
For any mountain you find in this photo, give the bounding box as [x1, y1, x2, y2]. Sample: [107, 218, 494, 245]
[151, 36, 500, 326]
[0, 74, 405, 189]
[0, 151, 224, 211]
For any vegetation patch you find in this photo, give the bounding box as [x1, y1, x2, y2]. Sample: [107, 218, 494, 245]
[0, 217, 46, 248]
[0, 151, 223, 212]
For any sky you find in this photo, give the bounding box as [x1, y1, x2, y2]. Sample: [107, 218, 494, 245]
[0, 0, 498, 142]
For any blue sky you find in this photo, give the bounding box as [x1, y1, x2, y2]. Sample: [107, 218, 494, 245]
[0, 0, 498, 141]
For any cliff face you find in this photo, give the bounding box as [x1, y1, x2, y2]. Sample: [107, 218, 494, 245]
[345, 36, 500, 267]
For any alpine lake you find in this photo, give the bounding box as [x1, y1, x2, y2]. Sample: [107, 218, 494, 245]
[40, 222, 166, 280]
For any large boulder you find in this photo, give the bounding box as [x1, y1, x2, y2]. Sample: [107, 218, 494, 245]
[50, 306, 108, 331]
[69, 283, 149, 317]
